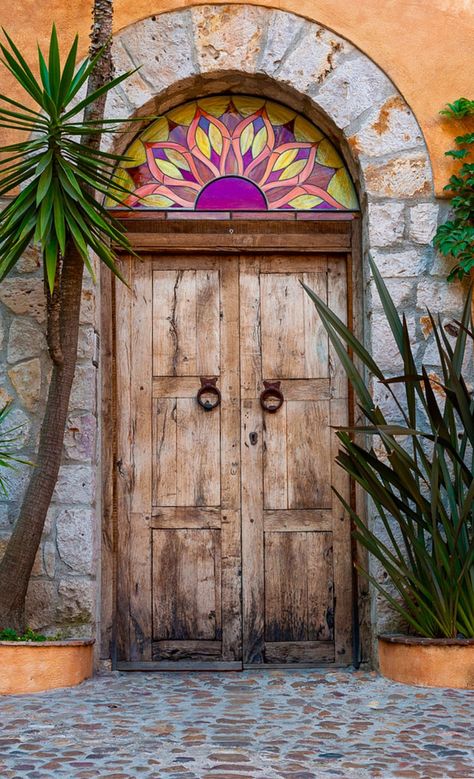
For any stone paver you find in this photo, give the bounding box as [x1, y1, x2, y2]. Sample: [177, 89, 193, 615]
[0, 669, 473, 778]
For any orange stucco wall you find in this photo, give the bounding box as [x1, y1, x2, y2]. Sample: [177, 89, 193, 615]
[1, 0, 473, 196]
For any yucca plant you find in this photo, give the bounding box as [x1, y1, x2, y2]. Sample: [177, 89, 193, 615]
[304, 262, 474, 639]
[0, 24, 133, 287]
[0, 9, 139, 630]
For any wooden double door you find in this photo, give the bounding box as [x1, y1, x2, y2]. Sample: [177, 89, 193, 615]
[115, 246, 352, 669]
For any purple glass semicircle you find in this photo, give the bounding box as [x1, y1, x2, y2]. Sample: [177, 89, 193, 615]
[195, 176, 268, 211]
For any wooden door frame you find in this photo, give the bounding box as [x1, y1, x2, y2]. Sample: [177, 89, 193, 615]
[100, 216, 370, 668]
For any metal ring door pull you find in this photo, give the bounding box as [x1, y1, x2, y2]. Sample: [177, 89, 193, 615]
[197, 377, 221, 411]
[260, 380, 284, 413]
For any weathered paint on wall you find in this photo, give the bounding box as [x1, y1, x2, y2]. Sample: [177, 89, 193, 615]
[1, 0, 473, 195]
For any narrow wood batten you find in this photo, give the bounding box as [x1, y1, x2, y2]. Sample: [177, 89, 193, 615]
[112, 217, 354, 253]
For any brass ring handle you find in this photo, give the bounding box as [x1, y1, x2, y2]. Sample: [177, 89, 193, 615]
[197, 377, 221, 411]
[260, 380, 284, 413]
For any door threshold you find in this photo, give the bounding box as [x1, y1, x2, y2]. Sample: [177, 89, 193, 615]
[243, 663, 351, 670]
[116, 661, 242, 671]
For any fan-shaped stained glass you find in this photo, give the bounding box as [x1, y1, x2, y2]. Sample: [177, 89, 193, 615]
[106, 96, 359, 212]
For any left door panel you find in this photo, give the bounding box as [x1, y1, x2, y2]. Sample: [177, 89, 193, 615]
[115, 255, 242, 668]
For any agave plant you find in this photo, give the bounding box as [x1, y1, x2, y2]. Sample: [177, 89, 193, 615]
[304, 262, 474, 639]
[0, 24, 135, 287]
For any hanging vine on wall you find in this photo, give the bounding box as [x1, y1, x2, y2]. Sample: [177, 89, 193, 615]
[433, 98, 474, 281]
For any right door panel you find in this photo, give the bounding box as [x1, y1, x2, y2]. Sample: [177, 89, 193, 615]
[241, 253, 352, 666]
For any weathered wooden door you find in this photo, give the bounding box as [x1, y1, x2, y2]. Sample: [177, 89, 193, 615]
[240, 254, 351, 666]
[116, 253, 242, 668]
[115, 243, 352, 669]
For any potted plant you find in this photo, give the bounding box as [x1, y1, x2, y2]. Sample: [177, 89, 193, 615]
[304, 260, 473, 688]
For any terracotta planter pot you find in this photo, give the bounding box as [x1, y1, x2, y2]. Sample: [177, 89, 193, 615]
[0, 639, 94, 695]
[378, 634, 474, 689]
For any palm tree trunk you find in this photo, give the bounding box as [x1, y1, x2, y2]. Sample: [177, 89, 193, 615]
[0, 0, 114, 631]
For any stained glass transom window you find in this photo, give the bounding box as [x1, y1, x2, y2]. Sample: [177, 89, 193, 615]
[107, 96, 359, 212]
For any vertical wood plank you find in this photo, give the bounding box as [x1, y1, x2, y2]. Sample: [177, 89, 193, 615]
[303, 268, 329, 379]
[307, 532, 334, 641]
[264, 532, 308, 641]
[152, 398, 177, 507]
[100, 265, 115, 662]
[328, 257, 348, 399]
[131, 259, 153, 514]
[330, 397, 353, 663]
[241, 256, 264, 663]
[152, 529, 219, 640]
[327, 255, 352, 659]
[129, 257, 153, 660]
[263, 403, 288, 510]
[115, 255, 133, 661]
[240, 257, 261, 399]
[176, 398, 220, 506]
[220, 258, 242, 660]
[152, 271, 179, 376]
[152, 270, 198, 376]
[175, 270, 197, 375]
[351, 222, 371, 665]
[287, 400, 332, 509]
[196, 269, 220, 376]
[261, 273, 305, 379]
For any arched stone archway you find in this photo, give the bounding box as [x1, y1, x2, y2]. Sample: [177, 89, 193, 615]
[101, 5, 458, 372]
[96, 5, 466, 665]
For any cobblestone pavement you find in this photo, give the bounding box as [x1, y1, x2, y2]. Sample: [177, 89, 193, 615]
[0, 669, 473, 778]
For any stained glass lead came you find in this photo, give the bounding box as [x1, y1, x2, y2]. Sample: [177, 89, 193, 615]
[106, 96, 359, 212]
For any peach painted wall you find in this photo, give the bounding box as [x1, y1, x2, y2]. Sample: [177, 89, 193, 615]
[1, 0, 473, 195]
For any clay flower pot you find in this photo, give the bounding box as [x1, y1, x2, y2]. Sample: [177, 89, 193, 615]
[0, 639, 94, 695]
[378, 634, 474, 689]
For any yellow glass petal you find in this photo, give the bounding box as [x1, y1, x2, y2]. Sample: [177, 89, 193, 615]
[167, 102, 197, 126]
[165, 149, 191, 171]
[140, 117, 169, 143]
[294, 115, 324, 143]
[316, 138, 344, 168]
[327, 168, 358, 208]
[121, 139, 146, 168]
[272, 148, 299, 171]
[279, 159, 308, 180]
[209, 123, 223, 154]
[155, 158, 184, 180]
[105, 167, 134, 206]
[266, 101, 296, 125]
[233, 96, 265, 116]
[196, 126, 212, 159]
[288, 194, 323, 209]
[198, 96, 230, 117]
[240, 123, 255, 154]
[252, 126, 268, 158]
[140, 194, 175, 208]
